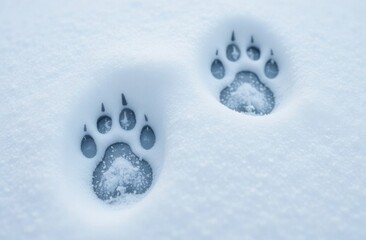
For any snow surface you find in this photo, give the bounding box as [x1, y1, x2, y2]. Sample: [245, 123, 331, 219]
[0, 0, 366, 239]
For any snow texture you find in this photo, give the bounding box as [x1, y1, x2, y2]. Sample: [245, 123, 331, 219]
[0, 0, 366, 239]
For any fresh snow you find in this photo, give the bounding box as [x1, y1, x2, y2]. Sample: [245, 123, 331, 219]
[0, 0, 366, 239]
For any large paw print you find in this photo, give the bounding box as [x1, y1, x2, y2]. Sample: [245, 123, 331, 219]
[210, 31, 279, 115]
[80, 94, 156, 203]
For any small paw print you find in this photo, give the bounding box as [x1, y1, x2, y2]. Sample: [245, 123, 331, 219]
[80, 94, 156, 204]
[210, 31, 280, 115]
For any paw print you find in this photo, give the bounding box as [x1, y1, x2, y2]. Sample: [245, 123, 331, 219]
[210, 31, 279, 115]
[80, 94, 156, 203]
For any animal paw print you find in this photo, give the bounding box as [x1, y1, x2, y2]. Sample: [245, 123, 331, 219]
[210, 31, 279, 115]
[80, 94, 156, 203]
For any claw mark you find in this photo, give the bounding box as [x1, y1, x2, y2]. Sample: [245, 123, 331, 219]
[121, 93, 127, 106]
[231, 31, 235, 41]
[270, 50, 274, 63]
[101, 103, 105, 112]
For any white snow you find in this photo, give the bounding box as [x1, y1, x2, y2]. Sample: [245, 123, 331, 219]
[227, 83, 267, 113]
[102, 157, 137, 192]
[0, 0, 366, 239]
[100, 156, 146, 204]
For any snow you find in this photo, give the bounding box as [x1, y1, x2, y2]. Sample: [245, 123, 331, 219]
[0, 0, 366, 239]
[97, 154, 149, 205]
[226, 81, 269, 112]
[219, 71, 275, 115]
